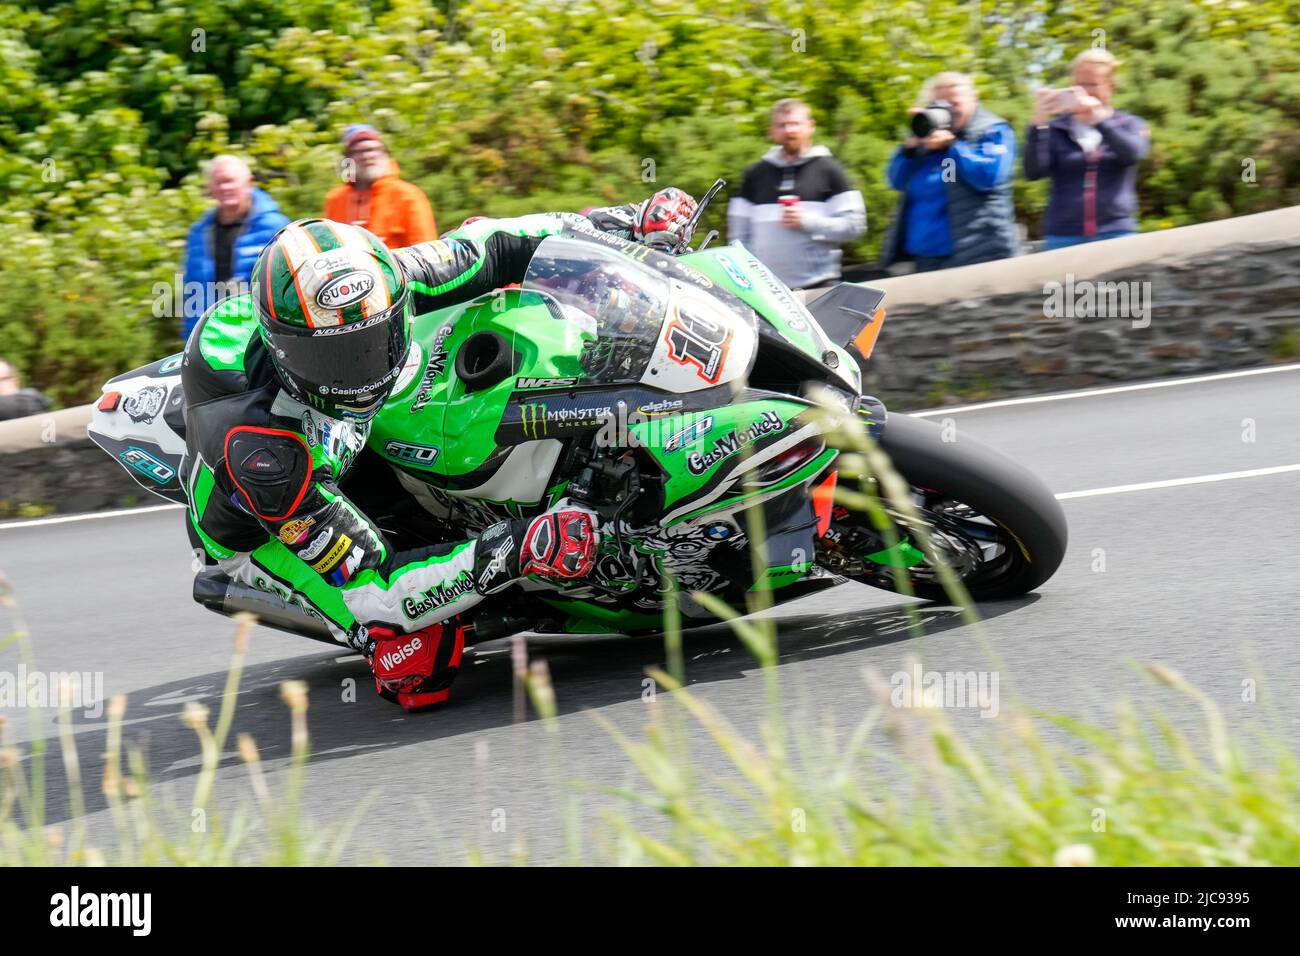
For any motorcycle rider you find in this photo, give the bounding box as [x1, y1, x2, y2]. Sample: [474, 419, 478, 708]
[182, 188, 699, 710]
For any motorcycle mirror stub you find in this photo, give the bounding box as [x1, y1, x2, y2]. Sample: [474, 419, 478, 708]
[805, 284, 887, 361]
[852, 308, 887, 360]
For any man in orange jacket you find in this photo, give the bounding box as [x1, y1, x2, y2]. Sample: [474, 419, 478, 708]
[323, 124, 438, 248]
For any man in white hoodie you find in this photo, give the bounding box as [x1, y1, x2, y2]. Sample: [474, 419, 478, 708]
[727, 99, 867, 290]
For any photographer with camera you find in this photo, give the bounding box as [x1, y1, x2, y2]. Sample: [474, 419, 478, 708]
[1025, 49, 1151, 250]
[879, 73, 1019, 273]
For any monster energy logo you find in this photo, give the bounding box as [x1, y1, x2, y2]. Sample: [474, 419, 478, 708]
[522, 403, 549, 438]
[520, 402, 613, 439]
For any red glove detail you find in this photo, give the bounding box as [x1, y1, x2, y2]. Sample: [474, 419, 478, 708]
[366, 621, 465, 711]
[634, 187, 698, 250]
[520, 509, 598, 580]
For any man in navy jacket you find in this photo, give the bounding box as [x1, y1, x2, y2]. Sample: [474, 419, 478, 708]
[182, 155, 290, 341]
[1024, 49, 1151, 249]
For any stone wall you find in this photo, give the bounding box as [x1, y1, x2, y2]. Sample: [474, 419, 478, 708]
[2, 206, 1298, 517]
[0, 434, 146, 518]
[841, 206, 1300, 406]
[0, 406, 145, 517]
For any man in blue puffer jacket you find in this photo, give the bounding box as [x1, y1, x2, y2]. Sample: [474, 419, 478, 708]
[879, 73, 1020, 273]
[182, 155, 290, 341]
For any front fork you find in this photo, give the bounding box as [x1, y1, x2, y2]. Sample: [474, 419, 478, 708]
[816, 394, 927, 573]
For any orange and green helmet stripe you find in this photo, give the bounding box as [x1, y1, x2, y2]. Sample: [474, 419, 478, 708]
[252, 219, 403, 330]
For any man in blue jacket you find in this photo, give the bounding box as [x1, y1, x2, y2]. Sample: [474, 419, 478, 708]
[879, 73, 1019, 273]
[182, 155, 290, 341]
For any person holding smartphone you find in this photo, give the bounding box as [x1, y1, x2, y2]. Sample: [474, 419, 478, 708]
[1025, 49, 1151, 250]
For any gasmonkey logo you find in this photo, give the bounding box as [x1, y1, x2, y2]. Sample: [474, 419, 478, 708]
[411, 325, 454, 413]
[402, 572, 474, 620]
[686, 411, 785, 476]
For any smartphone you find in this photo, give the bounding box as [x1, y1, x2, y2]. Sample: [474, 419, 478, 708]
[1052, 88, 1080, 112]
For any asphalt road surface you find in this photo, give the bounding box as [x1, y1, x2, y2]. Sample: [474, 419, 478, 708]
[2, 363, 1298, 863]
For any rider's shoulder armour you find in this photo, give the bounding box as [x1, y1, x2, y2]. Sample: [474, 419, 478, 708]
[223, 425, 313, 522]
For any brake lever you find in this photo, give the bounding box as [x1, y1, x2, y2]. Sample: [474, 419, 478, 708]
[674, 178, 726, 255]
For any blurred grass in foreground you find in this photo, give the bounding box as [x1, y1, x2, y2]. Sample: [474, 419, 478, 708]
[590, 657, 1300, 866]
[587, 398, 1300, 866]
[0, 589, 363, 865]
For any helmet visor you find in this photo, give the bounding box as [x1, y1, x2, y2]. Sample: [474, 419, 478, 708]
[266, 296, 410, 421]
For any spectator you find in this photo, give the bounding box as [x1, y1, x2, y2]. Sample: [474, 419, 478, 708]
[879, 73, 1019, 273]
[1025, 49, 1151, 250]
[727, 99, 866, 290]
[0, 359, 51, 422]
[182, 155, 289, 341]
[323, 124, 438, 249]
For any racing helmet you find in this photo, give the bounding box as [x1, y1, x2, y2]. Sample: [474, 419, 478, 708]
[251, 219, 410, 421]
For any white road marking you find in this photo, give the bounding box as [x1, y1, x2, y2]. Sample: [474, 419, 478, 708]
[0, 503, 183, 531]
[1056, 463, 1300, 500]
[908, 362, 1300, 417]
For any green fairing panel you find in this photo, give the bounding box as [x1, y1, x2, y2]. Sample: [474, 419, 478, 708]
[629, 398, 813, 509]
[368, 290, 591, 479]
[675, 445, 836, 525]
[540, 597, 665, 633]
[681, 245, 858, 391]
[867, 539, 927, 568]
[748, 564, 811, 592]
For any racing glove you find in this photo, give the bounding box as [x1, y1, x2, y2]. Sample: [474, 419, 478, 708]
[474, 505, 600, 595]
[632, 187, 698, 251]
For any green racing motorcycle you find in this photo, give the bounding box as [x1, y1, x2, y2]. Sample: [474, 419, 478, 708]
[90, 182, 1067, 645]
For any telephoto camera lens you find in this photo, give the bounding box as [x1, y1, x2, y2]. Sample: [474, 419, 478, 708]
[910, 100, 954, 138]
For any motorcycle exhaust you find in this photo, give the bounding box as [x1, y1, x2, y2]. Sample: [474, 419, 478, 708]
[192, 570, 337, 644]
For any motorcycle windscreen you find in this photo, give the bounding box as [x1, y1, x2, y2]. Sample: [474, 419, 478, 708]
[522, 236, 670, 386]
